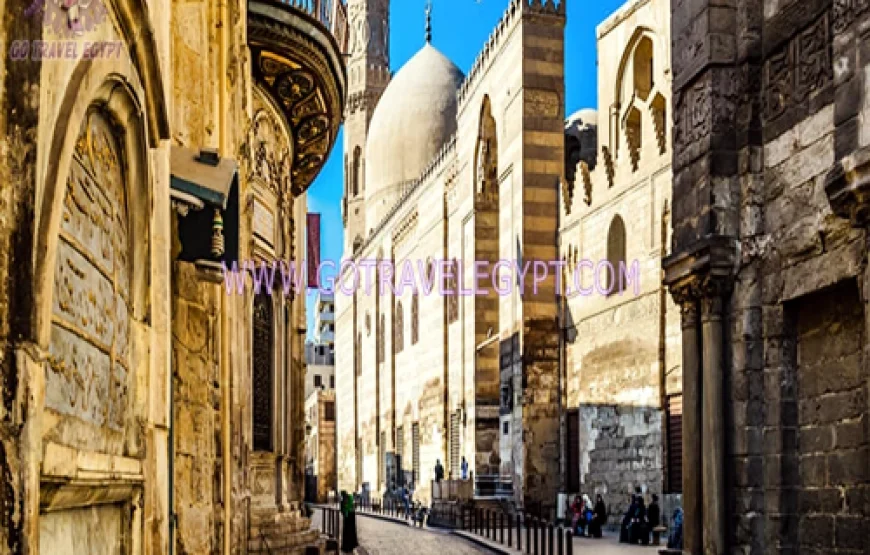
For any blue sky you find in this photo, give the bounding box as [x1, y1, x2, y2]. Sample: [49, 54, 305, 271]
[306, 0, 628, 337]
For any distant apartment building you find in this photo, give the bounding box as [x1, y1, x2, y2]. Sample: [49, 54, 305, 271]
[304, 292, 337, 502]
[314, 292, 336, 346]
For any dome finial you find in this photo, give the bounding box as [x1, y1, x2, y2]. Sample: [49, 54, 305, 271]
[425, 0, 432, 43]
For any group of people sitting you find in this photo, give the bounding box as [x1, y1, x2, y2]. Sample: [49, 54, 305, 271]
[619, 490, 661, 545]
[567, 494, 608, 538]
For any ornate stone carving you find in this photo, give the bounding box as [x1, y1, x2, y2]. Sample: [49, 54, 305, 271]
[49, 108, 130, 432]
[674, 80, 711, 153]
[825, 145, 870, 227]
[581, 162, 592, 206]
[252, 294, 274, 451]
[651, 100, 667, 155]
[699, 275, 732, 321]
[248, 12, 344, 195]
[476, 138, 498, 204]
[833, 0, 869, 33]
[561, 176, 573, 215]
[524, 89, 561, 118]
[625, 119, 641, 172]
[602, 146, 615, 188]
[670, 280, 701, 328]
[763, 11, 832, 123]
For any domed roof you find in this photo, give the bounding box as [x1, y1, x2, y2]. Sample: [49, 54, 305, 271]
[566, 109, 598, 132]
[365, 44, 464, 225]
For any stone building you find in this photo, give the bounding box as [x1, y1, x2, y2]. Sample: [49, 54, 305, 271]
[664, 0, 870, 553]
[314, 292, 336, 347]
[305, 341, 336, 399]
[304, 389, 336, 503]
[304, 296, 336, 505]
[336, 0, 566, 512]
[560, 0, 683, 523]
[0, 0, 346, 553]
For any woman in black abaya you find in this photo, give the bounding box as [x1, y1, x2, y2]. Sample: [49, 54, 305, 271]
[340, 491, 359, 553]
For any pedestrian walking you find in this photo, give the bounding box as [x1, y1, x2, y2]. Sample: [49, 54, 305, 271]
[434, 459, 444, 483]
[460, 456, 469, 480]
[402, 483, 411, 519]
[339, 491, 359, 553]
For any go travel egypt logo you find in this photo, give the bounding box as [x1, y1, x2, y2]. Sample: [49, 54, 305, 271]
[10, 0, 124, 61]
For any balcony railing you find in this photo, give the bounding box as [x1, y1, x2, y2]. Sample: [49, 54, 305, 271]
[278, 0, 348, 54]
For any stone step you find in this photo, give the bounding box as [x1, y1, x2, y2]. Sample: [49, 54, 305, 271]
[248, 529, 320, 553]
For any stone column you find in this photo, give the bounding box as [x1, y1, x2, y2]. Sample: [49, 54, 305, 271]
[673, 284, 702, 555]
[700, 282, 728, 555]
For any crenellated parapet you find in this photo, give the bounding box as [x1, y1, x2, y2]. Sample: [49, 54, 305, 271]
[457, 0, 565, 108]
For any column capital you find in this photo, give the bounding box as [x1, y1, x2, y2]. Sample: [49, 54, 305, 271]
[825, 145, 870, 228]
[670, 278, 702, 328]
[664, 236, 736, 324]
[699, 275, 732, 322]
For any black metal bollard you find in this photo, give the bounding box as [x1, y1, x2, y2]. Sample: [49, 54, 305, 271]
[525, 515, 531, 554]
[532, 517, 539, 555]
[548, 522, 554, 555]
[488, 510, 493, 540]
[500, 512, 505, 544]
[565, 530, 573, 555]
[557, 526, 564, 555]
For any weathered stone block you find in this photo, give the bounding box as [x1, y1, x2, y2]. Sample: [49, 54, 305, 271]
[827, 448, 869, 485]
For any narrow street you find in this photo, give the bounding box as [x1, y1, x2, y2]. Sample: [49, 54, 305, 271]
[313, 510, 492, 554]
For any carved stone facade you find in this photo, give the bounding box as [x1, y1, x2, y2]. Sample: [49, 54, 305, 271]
[0, 0, 345, 552]
[336, 0, 566, 514]
[559, 0, 682, 527]
[665, 0, 870, 552]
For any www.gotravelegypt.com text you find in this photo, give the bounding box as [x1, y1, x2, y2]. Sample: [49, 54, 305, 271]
[221, 258, 642, 298]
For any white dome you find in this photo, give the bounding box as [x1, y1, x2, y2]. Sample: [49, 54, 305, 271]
[566, 108, 598, 130]
[365, 44, 464, 226]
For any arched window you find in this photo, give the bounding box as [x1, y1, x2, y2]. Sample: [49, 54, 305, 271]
[633, 36, 654, 101]
[352, 146, 361, 196]
[606, 215, 627, 295]
[411, 294, 419, 345]
[395, 301, 404, 354]
[252, 294, 274, 451]
[446, 259, 460, 324]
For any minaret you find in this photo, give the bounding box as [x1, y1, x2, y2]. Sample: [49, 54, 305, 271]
[343, 0, 390, 254]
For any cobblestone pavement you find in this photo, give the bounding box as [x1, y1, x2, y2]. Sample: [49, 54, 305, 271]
[354, 515, 491, 555]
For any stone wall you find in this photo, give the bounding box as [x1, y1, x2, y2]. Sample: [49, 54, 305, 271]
[172, 261, 222, 554]
[560, 0, 680, 521]
[579, 405, 662, 519]
[665, 0, 870, 552]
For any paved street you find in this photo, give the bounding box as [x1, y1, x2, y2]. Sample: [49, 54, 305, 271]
[312, 510, 492, 554]
[355, 515, 491, 555]
[313, 508, 667, 555]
